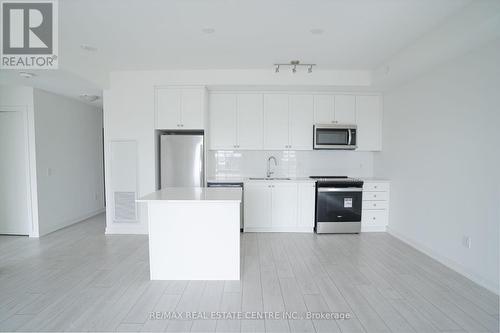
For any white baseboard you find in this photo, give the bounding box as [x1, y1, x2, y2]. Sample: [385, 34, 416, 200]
[36, 208, 106, 237]
[361, 225, 387, 232]
[387, 226, 499, 295]
[244, 226, 313, 233]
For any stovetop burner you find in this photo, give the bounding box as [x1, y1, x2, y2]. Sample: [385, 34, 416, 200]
[309, 176, 348, 179]
[309, 175, 364, 185]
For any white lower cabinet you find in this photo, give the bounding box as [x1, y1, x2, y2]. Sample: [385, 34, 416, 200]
[271, 183, 298, 228]
[244, 181, 315, 232]
[361, 181, 390, 232]
[244, 182, 272, 229]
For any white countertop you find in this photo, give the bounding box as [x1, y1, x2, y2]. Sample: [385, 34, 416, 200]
[137, 187, 242, 202]
[207, 177, 315, 183]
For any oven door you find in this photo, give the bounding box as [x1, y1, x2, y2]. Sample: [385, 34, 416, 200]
[315, 187, 362, 233]
[314, 125, 357, 150]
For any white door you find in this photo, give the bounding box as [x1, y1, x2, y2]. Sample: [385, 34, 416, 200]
[156, 88, 181, 129]
[263, 94, 289, 150]
[334, 95, 356, 124]
[271, 183, 298, 227]
[289, 95, 313, 150]
[244, 183, 272, 229]
[356, 95, 382, 151]
[209, 94, 237, 149]
[237, 94, 263, 150]
[297, 183, 315, 229]
[181, 89, 204, 129]
[0, 111, 31, 235]
[313, 95, 334, 124]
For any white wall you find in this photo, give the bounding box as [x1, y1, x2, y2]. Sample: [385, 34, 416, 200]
[33, 89, 105, 236]
[207, 150, 373, 179]
[374, 41, 500, 293]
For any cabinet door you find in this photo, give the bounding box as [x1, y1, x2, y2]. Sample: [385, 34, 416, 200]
[271, 183, 298, 227]
[263, 94, 289, 150]
[237, 94, 263, 149]
[181, 89, 204, 129]
[297, 183, 315, 229]
[356, 95, 382, 151]
[209, 94, 237, 149]
[313, 95, 334, 124]
[334, 95, 356, 124]
[289, 95, 313, 150]
[156, 88, 181, 129]
[244, 183, 272, 229]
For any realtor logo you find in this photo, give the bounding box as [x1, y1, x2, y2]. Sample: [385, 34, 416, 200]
[1, 0, 58, 69]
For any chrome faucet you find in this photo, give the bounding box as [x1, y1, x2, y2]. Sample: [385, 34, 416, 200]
[266, 156, 277, 178]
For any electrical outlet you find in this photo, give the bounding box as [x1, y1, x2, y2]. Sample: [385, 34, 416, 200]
[462, 236, 472, 249]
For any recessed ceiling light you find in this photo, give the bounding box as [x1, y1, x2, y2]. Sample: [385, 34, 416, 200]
[79, 94, 100, 102]
[80, 44, 98, 52]
[202, 28, 215, 34]
[19, 72, 36, 79]
[310, 28, 324, 35]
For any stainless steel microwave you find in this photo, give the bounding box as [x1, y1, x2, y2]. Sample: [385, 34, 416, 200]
[313, 124, 357, 150]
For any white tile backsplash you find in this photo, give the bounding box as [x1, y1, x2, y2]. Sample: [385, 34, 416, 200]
[207, 150, 374, 178]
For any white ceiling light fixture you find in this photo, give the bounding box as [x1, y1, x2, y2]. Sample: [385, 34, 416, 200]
[274, 60, 316, 74]
[310, 28, 324, 35]
[80, 44, 98, 52]
[79, 94, 100, 102]
[19, 72, 36, 79]
[202, 28, 215, 34]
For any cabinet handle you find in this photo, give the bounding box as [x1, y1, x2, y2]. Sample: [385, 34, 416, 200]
[374, 186, 378, 189]
[374, 195, 377, 198]
[372, 217, 376, 220]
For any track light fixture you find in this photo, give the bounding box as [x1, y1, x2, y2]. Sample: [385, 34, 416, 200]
[274, 60, 316, 74]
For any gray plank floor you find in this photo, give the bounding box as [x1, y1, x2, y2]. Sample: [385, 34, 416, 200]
[0, 213, 498, 333]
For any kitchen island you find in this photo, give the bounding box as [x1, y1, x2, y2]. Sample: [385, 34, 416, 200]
[137, 187, 242, 280]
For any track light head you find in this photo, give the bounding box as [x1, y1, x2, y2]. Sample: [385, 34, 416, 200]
[292, 65, 297, 73]
[275, 65, 280, 73]
[308, 65, 313, 73]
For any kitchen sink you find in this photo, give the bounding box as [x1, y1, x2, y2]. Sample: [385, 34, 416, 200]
[248, 177, 291, 180]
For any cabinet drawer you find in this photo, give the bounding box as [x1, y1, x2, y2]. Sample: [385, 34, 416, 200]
[363, 182, 389, 192]
[362, 210, 388, 226]
[363, 191, 388, 201]
[362, 201, 388, 210]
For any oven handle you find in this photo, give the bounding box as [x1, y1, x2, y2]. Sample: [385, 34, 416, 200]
[348, 129, 352, 145]
[318, 187, 362, 192]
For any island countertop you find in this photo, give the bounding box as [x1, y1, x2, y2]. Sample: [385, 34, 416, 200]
[137, 187, 242, 202]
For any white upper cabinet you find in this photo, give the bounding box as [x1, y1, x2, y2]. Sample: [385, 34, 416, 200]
[209, 93, 263, 150]
[334, 95, 356, 124]
[313, 94, 356, 125]
[264, 94, 313, 150]
[264, 94, 289, 150]
[289, 95, 313, 150]
[313, 95, 334, 124]
[156, 87, 205, 130]
[209, 94, 237, 149]
[237, 94, 263, 149]
[356, 95, 382, 151]
[208, 91, 382, 152]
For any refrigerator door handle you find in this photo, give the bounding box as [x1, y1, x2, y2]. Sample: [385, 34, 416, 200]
[199, 145, 204, 187]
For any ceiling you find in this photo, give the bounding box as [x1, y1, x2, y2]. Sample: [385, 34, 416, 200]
[0, 0, 486, 102]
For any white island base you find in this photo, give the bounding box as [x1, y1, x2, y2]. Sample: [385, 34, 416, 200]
[138, 187, 241, 280]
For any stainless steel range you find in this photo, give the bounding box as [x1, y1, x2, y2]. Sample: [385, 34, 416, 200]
[310, 176, 364, 234]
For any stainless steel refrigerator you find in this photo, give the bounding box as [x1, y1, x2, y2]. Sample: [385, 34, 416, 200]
[160, 133, 204, 188]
